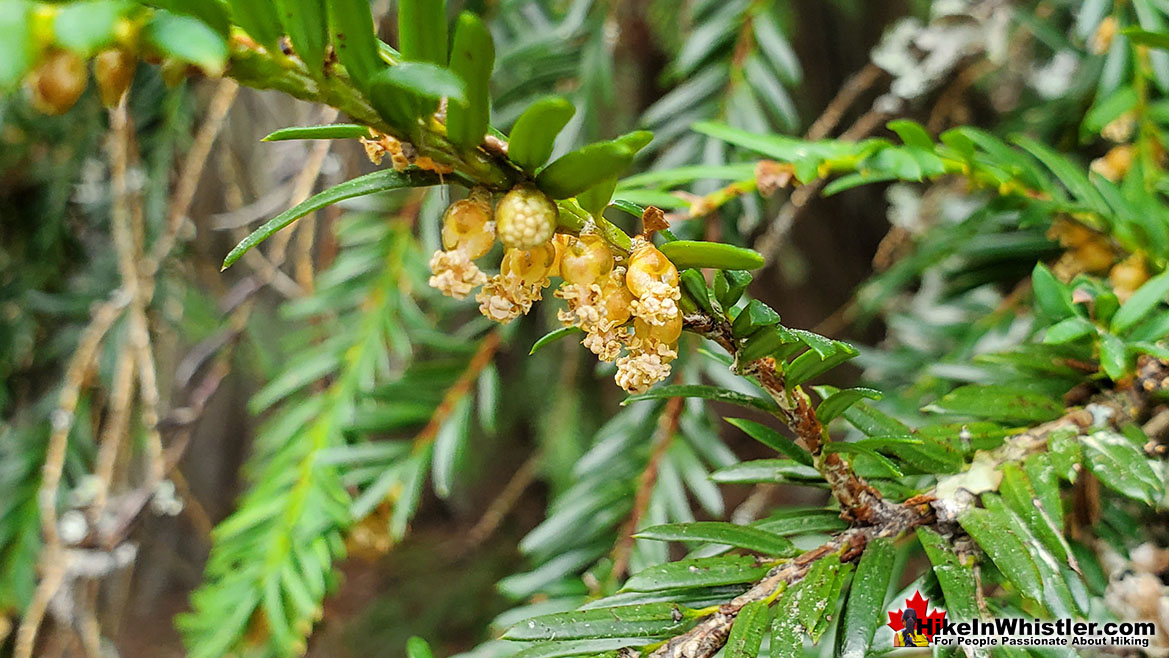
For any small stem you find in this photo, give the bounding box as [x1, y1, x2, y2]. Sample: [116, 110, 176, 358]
[683, 311, 887, 522]
[89, 348, 136, 518]
[557, 199, 634, 254]
[13, 556, 67, 658]
[226, 41, 520, 191]
[143, 79, 239, 285]
[460, 452, 542, 554]
[411, 330, 501, 452]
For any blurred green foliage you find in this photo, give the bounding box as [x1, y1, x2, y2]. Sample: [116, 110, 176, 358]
[2, 1, 1169, 658]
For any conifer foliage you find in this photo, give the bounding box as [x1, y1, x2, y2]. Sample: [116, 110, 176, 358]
[2, 1, 1169, 657]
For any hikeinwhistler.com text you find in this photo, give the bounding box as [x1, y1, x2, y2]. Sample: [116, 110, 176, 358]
[926, 617, 1157, 649]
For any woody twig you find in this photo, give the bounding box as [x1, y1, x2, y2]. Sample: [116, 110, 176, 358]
[643, 376, 1155, 658]
[683, 311, 894, 524]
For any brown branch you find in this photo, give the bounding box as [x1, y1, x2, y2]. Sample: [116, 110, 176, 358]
[927, 60, 995, 133]
[412, 330, 501, 450]
[17, 94, 145, 658]
[644, 389, 1145, 658]
[76, 587, 103, 658]
[162, 356, 234, 473]
[87, 323, 238, 551]
[12, 558, 68, 658]
[130, 301, 165, 490]
[610, 397, 685, 584]
[89, 345, 136, 518]
[105, 93, 166, 500]
[683, 311, 889, 523]
[74, 140, 388, 551]
[142, 79, 239, 283]
[649, 529, 871, 658]
[79, 97, 340, 551]
[88, 80, 244, 544]
[805, 63, 886, 141]
[169, 470, 215, 539]
[19, 76, 234, 653]
[744, 359, 894, 524]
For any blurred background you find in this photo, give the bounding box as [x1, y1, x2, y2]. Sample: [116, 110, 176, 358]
[0, 0, 1110, 655]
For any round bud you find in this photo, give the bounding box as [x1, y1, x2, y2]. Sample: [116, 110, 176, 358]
[1075, 240, 1115, 273]
[1048, 220, 1094, 248]
[496, 184, 558, 250]
[1111, 256, 1149, 300]
[625, 240, 679, 298]
[28, 49, 88, 115]
[502, 243, 556, 286]
[441, 188, 495, 258]
[94, 48, 136, 107]
[560, 234, 614, 286]
[1090, 145, 1133, 182]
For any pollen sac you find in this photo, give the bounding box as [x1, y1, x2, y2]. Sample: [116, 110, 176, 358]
[1111, 254, 1149, 303]
[476, 243, 557, 324]
[1047, 220, 1096, 249]
[559, 234, 614, 286]
[496, 184, 558, 250]
[1092, 16, 1117, 54]
[598, 269, 634, 328]
[555, 266, 634, 362]
[615, 313, 681, 394]
[546, 234, 679, 391]
[28, 50, 88, 115]
[501, 242, 556, 286]
[1090, 145, 1133, 183]
[626, 240, 680, 297]
[626, 239, 682, 327]
[548, 233, 572, 278]
[614, 351, 674, 394]
[634, 314, 683, 346]
[441, 187, 496, 258]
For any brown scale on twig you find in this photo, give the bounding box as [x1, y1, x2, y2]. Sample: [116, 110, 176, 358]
[361, 129, 455, 174]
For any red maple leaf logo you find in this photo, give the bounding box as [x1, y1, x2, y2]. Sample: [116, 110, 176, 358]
[887, 590, 947, 641]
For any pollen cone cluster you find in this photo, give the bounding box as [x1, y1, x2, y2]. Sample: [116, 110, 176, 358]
[429, 185, 559, 323]
[614, 238, 682, 394]
[555, 234, 630, 363]
[477, 243, 556, 323]
[428, 186, 683, 393]
[552, 235, 682, 393]
[428, 188, 494, 299]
